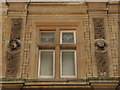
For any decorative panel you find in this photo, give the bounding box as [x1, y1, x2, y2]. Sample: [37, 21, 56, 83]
[93, 18, 109, 77]
[93, 18, 105, 39]
[6, 19, 22, 78]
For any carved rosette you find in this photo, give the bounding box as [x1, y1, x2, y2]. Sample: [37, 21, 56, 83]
[6, 19, 22, 78]
[93, 18, 109, 77]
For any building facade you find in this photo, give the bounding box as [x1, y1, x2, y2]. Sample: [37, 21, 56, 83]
[1, 1, 120, 90]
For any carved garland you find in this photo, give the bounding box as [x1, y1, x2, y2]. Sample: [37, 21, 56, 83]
[93, 18, 109, 77]
[6, 19, 22, 78]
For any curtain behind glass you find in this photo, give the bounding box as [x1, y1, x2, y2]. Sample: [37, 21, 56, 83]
[40, 51, 53, 76]
[62, 51, 75, 76]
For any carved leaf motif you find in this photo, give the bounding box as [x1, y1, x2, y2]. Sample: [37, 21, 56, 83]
[6, 52, 20, 78]
[95, 51, 109, 77]
[93, 18, 109, 77]
[93, 18, 105, 39]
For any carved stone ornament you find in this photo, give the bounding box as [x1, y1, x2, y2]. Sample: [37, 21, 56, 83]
[8, 37, 21, 51]
[95, 51, 109, 77]
[93, 18, 105, 39]
[95, 39, 107, 52]
[6, 18, 22, 78]
[93, 18, 109, 77]
[6, 52, 20, 78]
[11, 19, 22, 31]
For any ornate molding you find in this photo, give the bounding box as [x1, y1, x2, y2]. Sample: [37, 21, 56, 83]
[6, 18, 22, 78]
[93, 18, 109, 77]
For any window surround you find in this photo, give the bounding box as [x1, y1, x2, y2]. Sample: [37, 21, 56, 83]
[36, 24, 79, 79]
[60, 50, 77, 78]
[38, 50, 55, 78]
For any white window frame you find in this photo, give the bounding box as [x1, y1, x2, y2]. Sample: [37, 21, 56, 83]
[60, 30, 76, 44]
[60, 50, 77, 78]
[38, 50, 55, 78]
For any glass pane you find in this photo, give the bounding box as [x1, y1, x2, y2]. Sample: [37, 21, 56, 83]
[40, 31, 54, 44]
[62, 51, 75, 76]
[40, 51, 53, 76]
[62, 32, 74, 44]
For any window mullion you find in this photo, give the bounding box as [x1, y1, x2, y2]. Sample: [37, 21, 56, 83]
[55, 27, 60, 79]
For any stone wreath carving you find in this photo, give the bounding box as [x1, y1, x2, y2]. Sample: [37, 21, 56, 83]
[95, 39, 107, 52]
[8, 37, 21, 51]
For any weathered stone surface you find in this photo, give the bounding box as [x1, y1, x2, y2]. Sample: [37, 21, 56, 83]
[1, 2, 119, 89]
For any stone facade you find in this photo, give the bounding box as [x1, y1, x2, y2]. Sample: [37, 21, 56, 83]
[1, 1, 120, 90]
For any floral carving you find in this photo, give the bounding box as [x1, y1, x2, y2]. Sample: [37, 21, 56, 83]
[93, 18, 105, 39]
[6, 52, 20, 78]
[93, 18, 109, 77]
[11, 19, 22, 31]
[95, 51, 109, 77]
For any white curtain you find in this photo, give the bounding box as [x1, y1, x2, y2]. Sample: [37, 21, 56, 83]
[62, 51, 75, 76]
[40, 51, 53, 76]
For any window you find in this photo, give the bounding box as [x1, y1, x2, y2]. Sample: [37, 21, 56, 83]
[38, 27, 77, 79]
[61, 50, 76, 78]
[60, 31, 76, 44]
[40, 31, 55, 44]
[38, 50, 55, 78]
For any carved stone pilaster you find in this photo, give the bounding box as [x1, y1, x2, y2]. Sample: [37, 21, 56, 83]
[93, 18, 109, 77]
[6, 19, 22, 78]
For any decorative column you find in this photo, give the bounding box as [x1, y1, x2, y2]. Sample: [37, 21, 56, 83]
[5, 2, 28, 78]
[88, 2, 111, 77]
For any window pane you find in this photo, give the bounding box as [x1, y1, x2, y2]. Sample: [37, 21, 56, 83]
[40, 51, 53, 76]
[40, 31, 54, 44]
[62, 51, 75, 76]
[62, 32, 75, 44]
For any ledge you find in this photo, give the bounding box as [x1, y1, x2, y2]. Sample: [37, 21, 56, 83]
[0, 77, 119, 84]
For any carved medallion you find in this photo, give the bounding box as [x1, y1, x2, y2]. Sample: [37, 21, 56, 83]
[8, 37, 21, 51]
[95, 39, 107, 52]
